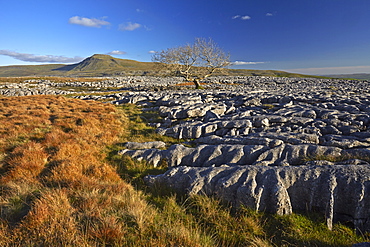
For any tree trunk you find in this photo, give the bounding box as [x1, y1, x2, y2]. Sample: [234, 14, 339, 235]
[193, 79, 203, 89]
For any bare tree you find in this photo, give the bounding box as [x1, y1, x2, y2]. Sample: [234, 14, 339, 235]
[152, 38, 230, 89]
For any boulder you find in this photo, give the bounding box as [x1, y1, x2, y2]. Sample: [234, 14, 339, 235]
[145, 164, 370, 232]
[122, 141, 166, 150]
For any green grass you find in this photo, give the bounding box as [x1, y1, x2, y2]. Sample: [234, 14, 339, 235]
[117, 103, 182, 144]
[264, 212, 369, 246]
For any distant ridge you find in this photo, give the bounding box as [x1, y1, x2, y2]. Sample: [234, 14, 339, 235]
[324, 73, 370, 80]
[0, 54, 327, 78]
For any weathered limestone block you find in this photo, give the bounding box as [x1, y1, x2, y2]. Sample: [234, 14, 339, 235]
[248, 132, 320, 145]
[217, 119, 253, 129]
[253, 144, 343, 166]
[145, 165, 370, 232]
[118, 148, 163, 167]
[321, 135, 370, 149]
[119, 144, 269, 167]
[122, 141, 166, 149]
[203, 111, 220, 122]
[202, 123, 219, 136]
[164, 144, 269, 167]
[209, 104, 227, 116]
[195, 135, 284, 147]
[120, 141, 346, 168]
[254, 118, 269, 128]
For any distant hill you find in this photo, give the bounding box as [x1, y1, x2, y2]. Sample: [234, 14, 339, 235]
[0, 54, 326, 78]
[324, 73, 370, 80]
[0, 54, 157, 77]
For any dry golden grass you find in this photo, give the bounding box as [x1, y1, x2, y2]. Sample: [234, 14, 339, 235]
[0, 95, 138, 246]
[0, 95, 214, 246]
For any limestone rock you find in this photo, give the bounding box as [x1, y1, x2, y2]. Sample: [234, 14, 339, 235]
[145, 164, 370, 232]
[122, 141, 166, 150]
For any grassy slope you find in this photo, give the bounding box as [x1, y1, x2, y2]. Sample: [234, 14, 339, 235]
[0, 64, 65, 77]
[226, 68, 329, 79]
[325, 73, 370, 80]
[0, 55, 157, 77]
[0, 95, 368, 246]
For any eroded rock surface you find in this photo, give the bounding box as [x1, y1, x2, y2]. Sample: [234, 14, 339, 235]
[6, 75, 369, 231]
[112, 76, 370, 232]
[145, 164, 370, 231]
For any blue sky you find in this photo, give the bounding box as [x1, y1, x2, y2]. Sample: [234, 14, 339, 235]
[1, 0, 370, 75]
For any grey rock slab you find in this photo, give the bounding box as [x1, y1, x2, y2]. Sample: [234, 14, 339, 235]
[253, 144, 343, 166]
[217, 119, 253, 129]
[195, 135, 284, 147]
[203, 110, 220, 122]
[165, 144, 269, 167]
[120, 142, 345, 168]
[247, 132, 320, 145]
[145, 164, 370, 232]
[122, 141, 166, 150]
[120, 144, 269, 167]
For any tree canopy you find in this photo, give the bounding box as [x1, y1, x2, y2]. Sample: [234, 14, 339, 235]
[152, 38, 230, 88]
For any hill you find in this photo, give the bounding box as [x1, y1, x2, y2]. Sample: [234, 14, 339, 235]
[324, 73, 370, 80]
[0, 54, 157, 77]
[0, 54, 325, 78]
[52, 54, 157, 76]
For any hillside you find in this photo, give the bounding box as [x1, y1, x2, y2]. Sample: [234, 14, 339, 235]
[0, 54, 325, 78]
[53, 54, 157, 76]
[0, 54, 158, 77]
[324, 73, 370, 80]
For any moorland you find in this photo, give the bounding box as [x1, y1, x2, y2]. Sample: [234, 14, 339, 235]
[0, 56, 369, 246]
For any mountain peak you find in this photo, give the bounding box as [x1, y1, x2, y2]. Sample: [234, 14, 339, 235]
[89, 54, 115, 59]
[71, 54, 123, 71]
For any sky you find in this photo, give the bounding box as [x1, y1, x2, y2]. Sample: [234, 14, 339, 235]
[1, 0, 370, 75]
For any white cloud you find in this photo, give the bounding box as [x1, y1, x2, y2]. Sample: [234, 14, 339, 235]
[69, 16, 110, 28]
[108, 50, 126, 55]
[232, 61, 265, 65]
[148, 50, 156, 54]
[119, 22, 142, 31]
[266, 13, 273, 16]
[241, 15, 251, 20]
[0, 50, 83, 63]
[232, 15, 251, 20]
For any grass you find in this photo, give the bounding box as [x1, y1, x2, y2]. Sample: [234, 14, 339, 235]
[0, 95, 368, 246]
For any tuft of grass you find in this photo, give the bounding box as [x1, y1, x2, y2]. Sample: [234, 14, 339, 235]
[117, 103, 181, 144]
[262, 103, 277, 110]
[263, 212, 370, 246]
[184, 195, 270, 246]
